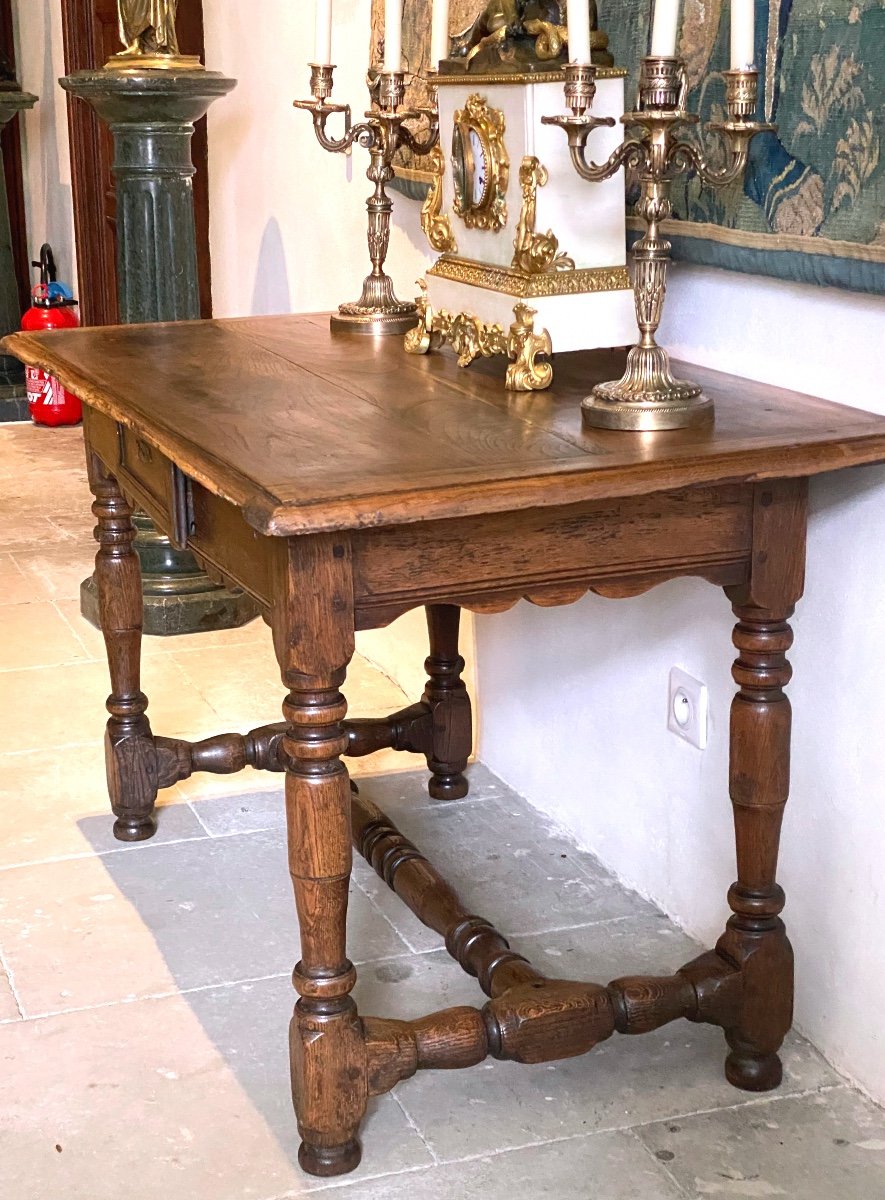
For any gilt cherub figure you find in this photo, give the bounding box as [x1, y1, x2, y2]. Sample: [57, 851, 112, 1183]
[448, 1, 612, 71]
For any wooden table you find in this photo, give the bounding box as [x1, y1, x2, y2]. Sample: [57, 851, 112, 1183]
[8, 315, 885, 1178]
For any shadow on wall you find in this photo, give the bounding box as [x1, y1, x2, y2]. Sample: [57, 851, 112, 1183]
[250, 217, 292, 316]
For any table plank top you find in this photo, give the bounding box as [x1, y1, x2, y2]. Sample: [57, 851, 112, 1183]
[7, 313, 885, 535]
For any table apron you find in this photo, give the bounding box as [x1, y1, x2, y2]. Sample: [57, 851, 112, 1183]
[351, 484, 753, 627]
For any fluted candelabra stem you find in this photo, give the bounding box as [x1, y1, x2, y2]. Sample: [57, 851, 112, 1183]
[543, 57, 775, 430]
[295, 67, 440, 336]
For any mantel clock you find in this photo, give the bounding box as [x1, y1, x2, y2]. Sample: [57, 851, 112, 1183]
[407, 4, 635, 392]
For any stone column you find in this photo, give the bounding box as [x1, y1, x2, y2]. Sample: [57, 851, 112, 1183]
[0, 83, 37, 422]
[61, 68, 258, 636]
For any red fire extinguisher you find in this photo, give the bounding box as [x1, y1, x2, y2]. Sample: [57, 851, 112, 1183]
[23, 244, 82, 427]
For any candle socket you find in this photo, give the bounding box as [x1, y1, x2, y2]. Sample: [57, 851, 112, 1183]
[724, 67, 758, 121]
[638, 56, 687, 112]
[564, 62, 597, 117]
[377, 70, 405, 113]
[309, 62, 336, 103]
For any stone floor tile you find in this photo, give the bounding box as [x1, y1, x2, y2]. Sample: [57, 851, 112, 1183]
[0, 983, 431, 1200]
[0, 825, 411, 1016]
[0, 552, 36, 606]
[0, 656, 224, 755]
[186, 762, 482, 839]
[12, 543, 96, 605]
[0, 600, 91, 670]
[352, 776, 657, 953]
[0, 511, 76, 554]
[635, 1085, 885, 1200]
[0, 662, 114, 753]
[322, 1130, 685, 1200]
[355, 763, 507, 815]
[0, 963, 20, 1021]
[349, 918, 838, 1164]
[0, 744, 201, 868]
[171, 641, 419, 734]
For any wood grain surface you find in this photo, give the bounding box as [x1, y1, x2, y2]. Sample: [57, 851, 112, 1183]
[7, 314, 885, 536]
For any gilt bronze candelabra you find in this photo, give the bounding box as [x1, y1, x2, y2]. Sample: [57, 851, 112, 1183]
[544, 58, 774, 430]
[295, 65, 439, 335]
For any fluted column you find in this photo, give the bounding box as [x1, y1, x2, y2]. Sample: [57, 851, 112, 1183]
[0, 84, 37, 422]
[61, 69, 258, 636]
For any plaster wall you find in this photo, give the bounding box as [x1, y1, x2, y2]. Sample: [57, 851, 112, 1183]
[202, 0, 464, 697]
[11, 0, 77, 293]
[476, 266, 885, 1102]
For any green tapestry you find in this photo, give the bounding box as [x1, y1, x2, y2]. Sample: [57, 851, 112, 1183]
[603, 0, 884, 293]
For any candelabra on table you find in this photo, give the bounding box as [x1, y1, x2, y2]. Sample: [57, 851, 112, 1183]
[295, 65, 439, 335]
[543, 57, 774, 430]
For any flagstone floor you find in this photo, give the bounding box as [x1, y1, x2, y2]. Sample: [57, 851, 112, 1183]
[2, 420, 885, 1199]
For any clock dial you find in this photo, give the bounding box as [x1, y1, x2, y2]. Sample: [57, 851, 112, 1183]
[452, 125, 468, 211]
[469, 128, 488, 207]
[450, 95, 509, 232]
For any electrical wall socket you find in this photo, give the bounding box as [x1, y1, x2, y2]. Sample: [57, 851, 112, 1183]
[668, 667, 708, 749]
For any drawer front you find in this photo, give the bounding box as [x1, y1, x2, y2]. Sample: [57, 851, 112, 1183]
[83, 407, 191, 548]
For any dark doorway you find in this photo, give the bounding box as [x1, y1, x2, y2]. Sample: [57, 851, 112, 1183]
[0, 0, 30, 314]
[60, 0, 212, 326]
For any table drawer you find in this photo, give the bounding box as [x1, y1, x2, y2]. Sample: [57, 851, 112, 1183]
[84, 407, 193, 549]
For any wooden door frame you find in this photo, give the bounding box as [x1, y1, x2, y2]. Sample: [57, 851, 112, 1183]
[0, 0, 31, 314]
[60, 0, 212, 326]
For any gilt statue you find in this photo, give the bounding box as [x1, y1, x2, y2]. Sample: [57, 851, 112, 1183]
[106, 0, 201, 69]
[447, 0, 612, 72]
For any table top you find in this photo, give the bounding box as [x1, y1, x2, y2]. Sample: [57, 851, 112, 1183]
[7, 313, 885, 535]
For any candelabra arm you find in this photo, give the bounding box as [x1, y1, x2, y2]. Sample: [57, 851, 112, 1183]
[668, 138, 747, 189]
[398, 109, 440, 158]
[569, 134, 648, 184]
[293, 98, 378, 155]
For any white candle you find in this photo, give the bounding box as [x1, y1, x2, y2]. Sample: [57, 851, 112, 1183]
[567, 0, 592, 65]
[383, 0, 403, 72]
[650, 0, 679, 56]
[314, 0, 332, 65]
[430, 0, 450, 69]
[730, 0, 755, 68]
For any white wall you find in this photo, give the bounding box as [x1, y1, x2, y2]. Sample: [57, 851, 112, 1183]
[12, 0, 77, 292]
[202, 0, 463, 703]
[476, 267, 885, 1102]
[202, 0, 428, 318]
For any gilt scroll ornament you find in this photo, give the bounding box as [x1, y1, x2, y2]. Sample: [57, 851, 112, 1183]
[405, 281, 552, 392]
[511, 156, 575, 275]
[421, 146, 458, 253]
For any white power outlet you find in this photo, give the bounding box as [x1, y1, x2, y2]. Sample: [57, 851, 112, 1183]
[668, 667, 708, 749]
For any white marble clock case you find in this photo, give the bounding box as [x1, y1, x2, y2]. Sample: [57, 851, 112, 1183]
[427, 72, 636, 354]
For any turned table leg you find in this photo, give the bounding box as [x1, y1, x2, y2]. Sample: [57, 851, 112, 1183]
[423, 604, 472, 800]
[719, 602, 795, 1091]
[716, 480, 807, 1092]
[89, 457, 158, 842]
[275, 535, 367, 1177]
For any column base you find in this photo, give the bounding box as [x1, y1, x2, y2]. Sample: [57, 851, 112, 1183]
[0, 382, 29, 423]
[80, 573, 259, 637]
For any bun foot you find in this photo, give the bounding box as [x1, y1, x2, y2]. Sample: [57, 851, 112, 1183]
[113, 814, 158, 842]
[429, 771, 468, 801]
[298, 1138, 362, 1177]
[725, 1050, 783, 1092]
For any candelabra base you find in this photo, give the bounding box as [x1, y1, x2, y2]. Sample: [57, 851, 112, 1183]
[582, 344, 714, 431]
[330, 306, 418, 336]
